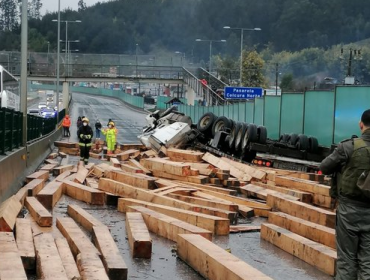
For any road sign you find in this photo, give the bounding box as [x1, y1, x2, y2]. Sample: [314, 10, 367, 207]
[224, 86, 263, 99]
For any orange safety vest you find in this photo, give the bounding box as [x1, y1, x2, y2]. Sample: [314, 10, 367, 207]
[62, 117, 71, 127]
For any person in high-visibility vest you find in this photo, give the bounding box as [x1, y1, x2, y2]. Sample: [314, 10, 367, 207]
[102, 121, 117, 154]
[77, 117, 93, 164]
[62, 115, 71, 137]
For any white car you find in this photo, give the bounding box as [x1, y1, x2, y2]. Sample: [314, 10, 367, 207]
[38, 102, 47, 110]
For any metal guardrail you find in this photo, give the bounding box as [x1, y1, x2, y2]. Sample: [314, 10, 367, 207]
[0, 107, 66, 155]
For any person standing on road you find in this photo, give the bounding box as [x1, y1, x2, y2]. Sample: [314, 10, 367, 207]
[102, 121, 116, 154]
[77, 116, 82, 128]
[77, 117, 93, 165]
[95, 119, 102, 139]
[320, 109, 370, 280]
[62, 115, 71, 137]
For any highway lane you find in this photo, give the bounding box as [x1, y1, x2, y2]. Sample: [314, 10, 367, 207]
[68, 92, 147, 144]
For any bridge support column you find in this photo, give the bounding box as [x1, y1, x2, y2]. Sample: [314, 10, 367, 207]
[185, 86, 195, 106]
[62, 82, 69, 113]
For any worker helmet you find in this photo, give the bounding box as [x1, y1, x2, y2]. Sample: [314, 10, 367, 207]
[108, 121, 115, 127]
[82, 117, 89, 123]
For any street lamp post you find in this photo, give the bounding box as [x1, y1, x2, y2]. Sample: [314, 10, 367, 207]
[135, 43, 139, 77]
[175, 51, 185, 67]
[61, 40, 79, 76]
[223, 26, 261, 86]
[195, 39, 226, 74]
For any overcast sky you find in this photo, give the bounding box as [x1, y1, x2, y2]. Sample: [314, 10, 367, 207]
[41, 0, 108, 15]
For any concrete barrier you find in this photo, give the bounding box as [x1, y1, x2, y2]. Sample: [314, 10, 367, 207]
[0, 127, 62, 203]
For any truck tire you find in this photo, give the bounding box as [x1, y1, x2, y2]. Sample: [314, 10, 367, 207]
[212, 116, 232, 137]
[288, 133, 299, 145]
[241, 124, 257, 151]
[234, 123, 248, 151]
[309, 136, 319, 153]
[279, 134, 290, 143]
[296, 134, 309, 150]
[257, 126, 267, 144]
[197, 112, 216, 137]
[229, 122, 242, 149]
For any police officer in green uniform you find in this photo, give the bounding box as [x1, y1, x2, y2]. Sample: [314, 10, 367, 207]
[320, 109, 370, 280]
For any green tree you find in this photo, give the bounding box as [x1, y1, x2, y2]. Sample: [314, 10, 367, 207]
[78, 0, 87, 12]
[28, 0, 42, 19]
[280, 73, 294, 91]
[241, 50, 266, 87]
[214, 55, 238, 84]
[0, 0, 18, 31]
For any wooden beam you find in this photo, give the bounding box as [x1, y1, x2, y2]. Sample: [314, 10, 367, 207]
[166, 148, 204, 162]
[0, 195, 22, 232]
[105, 170, 156, 190]
[261, 223, 336, 276]
[63, 180, 105, 205]
[45, 159, 58, 165]
[40, 163, 58, 172]
[37, 181, 63, 209]
[15, 218, 35, 270]
[15, 187, 28, 206]
[67, 204, 104, 233]
[110, 158, 121, 168]
[176, 181, 237, 195]
[53, 165, 74, 176]
[266, 193, 335, 228]
[251, 181, 313, 203]
[177, 234, 273, 280]
[275, 176, 331, 196]
[55, 237, 81, 280]
[54, 141, 78, 148]
[25, 179, 45, 196]
[128, 206, 212, 242]
[221, 157, 267, 181]
[120, 143, 145, 151]
[55, 171, 72, 182]
[116, 149, 140, 161]
[99, 178, 238, 223]
[120, 163, 144, 173]
[152, 170, 209, 184]
[240, 184, 300, 201]
[26, 170, 49, 183]
[74, 163, 89, 184]
[92, 226, 128, 280]
[268, 212, 336, 249]
[140, 158, 192, 176]
[127, 159, 151, 174]
[56, 217, 109, 280]
[0, 232, 27, 280]
[33, 233, 69, 280]
[118, 198, 230, 235]
[229, 225, 261, 233]
[25, 197, 52, 227]
[125, 212, 152, 259]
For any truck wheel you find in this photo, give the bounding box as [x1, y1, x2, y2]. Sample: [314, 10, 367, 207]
[229, 121, 242, 149]
[212, 116, 232, 137]
[197, 112, 216, 137]
[241, 124, 257, 152]
[309, 136, 319, 153]
[279, 133, 290, 143]
[234, 123, 248, 151]
[296, 134, 309, 150]
[257, 126, 267, 144]
[288, 133, 299, 145]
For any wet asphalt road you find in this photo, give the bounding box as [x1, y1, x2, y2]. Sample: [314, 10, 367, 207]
[50, 93, 333, 280]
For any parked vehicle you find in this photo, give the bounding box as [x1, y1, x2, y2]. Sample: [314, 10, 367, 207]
[41, 108, 56, 118]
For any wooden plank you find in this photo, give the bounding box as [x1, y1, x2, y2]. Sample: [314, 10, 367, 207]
[0, 232, 27, 280]
[240, 184, 300, 201]
[59, 151, 68, 158]
[116, 149, 140, 161]
[141, 158, 192, 176]
[25, 197, 52, 227]
[120, 163, 144, 173]
[125, 212, 152, 258]
[152, 170, 209, 184]
[40, 163, 58, 172]
[54, 141, 78, 148]
[221, 157, 267, 181]
[252, 181, 313, 203]
[167, 194, 239, 212]
[266, 193, 335, 228]
[15, 187, 28, 206]
[15, 218, 35, 270]
[34, 233, 69, 280]
[312, 194, 334, 209]
[229, 225, 261, 233]
[56, 217, 109, 280]
[120, 143, 146, 151]
[48, 152, 58, 159]
[85, 163, 95, 170]
[177, 234, 273, 280]
[0, 195, 22, 232]
[55, 237, 81, 280]
[25, 179, 45, 196]
[119, 198, 230, 235]
[55, 170, 72, 182]
[268, 212, 336, 249]
[26, 170, 49, 183]
[275, 176, 331, 196]
[63, 180, 105, 205]
[127, 159, 151, 174]
[261, 223, 337, 276]
[67, 204, 104, 233]
[167, 148, 204, 162]
[45, 159, 58, 165]
[37, 181, 63, 209]
[105, 170, 156, 189]
[129, 206, 212, 242]
[86, 177, 99, 189]
[58, 147, 79, 156]
[92, 226, 128, 280]
[176, 181, 237, 195]
[53, 165, 74, 176]
[110, 157, 121, 168]
[99, 178, 238, 223]
[202, 153, 252, 182]
[74, 163, 89, 184]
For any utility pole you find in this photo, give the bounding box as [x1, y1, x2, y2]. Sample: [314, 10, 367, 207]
[347, 48, 353, 76]
[275, 63, 279, 96]
[21, 0, 28, 146]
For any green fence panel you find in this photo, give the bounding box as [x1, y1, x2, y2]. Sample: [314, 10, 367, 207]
[264, 96, 281, 140]
[156, 96, 169, 110]
[280, 93, 304, 135]
[194, 106, 200, 124]
[303, 91, 334, 146]
[231, 103, 239, 121]
[254, 98, 264, 126]
[334, 86, 370, 143]
[245, 101, 255, 123]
